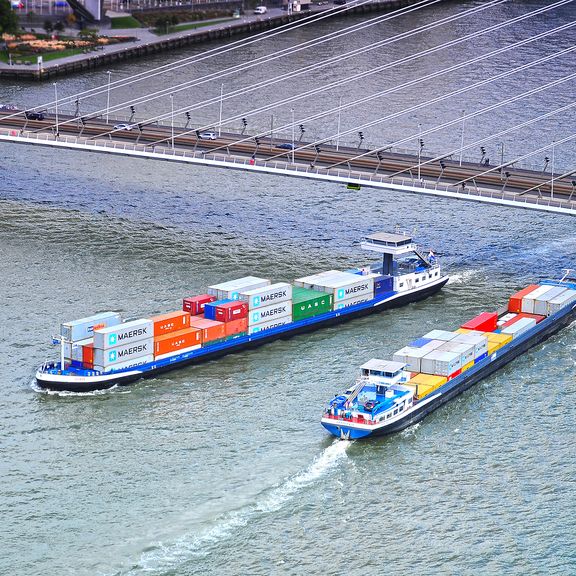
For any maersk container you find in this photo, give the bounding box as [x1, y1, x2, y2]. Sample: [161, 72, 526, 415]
[292, 287, 333, 321]
[207, 276, 271, 301]
[294, 271, 342, 289]
[421, 349, 461, 377]
[63, 337, 93, 362]
[521, 285, 554, 314]
[93, 338, 153, 368]
[94, 354, 154, 374]
[501, 316, 537, 338]
[61, 311, 122, 342]
[249, 301, 292, 326]
[438, 341, 475, 366]
[248, 316, 292, 335]
[423, 329, 458, 342]
[533, 286, 566, 316]
[547, 288, 576, 315]
[333, 294, 372, 311]
[310, 272, 374, 303]
[452, 332, 488, 358]
[93, 319, 153, 350]
[239, 282, 293, 309]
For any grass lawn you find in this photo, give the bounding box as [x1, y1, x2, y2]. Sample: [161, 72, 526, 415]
[153, 18, 234, 35]
[1, 48, 85, 64]
[110, 15, 141, 28]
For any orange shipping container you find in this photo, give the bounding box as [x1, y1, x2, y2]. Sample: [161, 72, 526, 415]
[154, 327, 201, 356]
[82, 342, 94, 367]
[189, 317, 226, 342]
[225, 317, 248, 337]
[150, 311, 191, 337]
[508, 284, 540, 313]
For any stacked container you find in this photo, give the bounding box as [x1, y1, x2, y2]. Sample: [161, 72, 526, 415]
[208, 277, 271, 301]
[547, 288, 576, 315]
[532, 286, 566, 316]
[438, 341, 475, 371]
[239, 282, 292, 310]
[393, 340, 444, 372]
[61, 311, 122, 343]
[460, 312, 498, 332]
[423, 329, 458, 342]
[183, 294, 216, 316]
[189, 317, 226, 344]
[291, 286, 333, 322]
[483, 332, 512, 354]
[420, 349, 462, 379]
[501, 316, 537, 339]
[452, 332, 488, 363]
[520, 285, 555, 314]
[92, 319, 154, 372]
[508, 285, 540, 313]
[204, 300, 248, 323]
[405, 373, 447, 399]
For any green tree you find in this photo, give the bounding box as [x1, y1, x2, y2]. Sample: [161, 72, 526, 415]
[54, 20, 64, 33]
[43, 19, 53, 35]
[0, 0, 20, 35]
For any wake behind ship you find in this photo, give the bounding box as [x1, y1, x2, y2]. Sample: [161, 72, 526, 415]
[36, 232, 448, 392]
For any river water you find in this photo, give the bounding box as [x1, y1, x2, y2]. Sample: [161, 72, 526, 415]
[1, 1, 575, 575]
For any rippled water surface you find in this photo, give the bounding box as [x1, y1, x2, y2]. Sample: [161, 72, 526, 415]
[1, 1, 575, 575]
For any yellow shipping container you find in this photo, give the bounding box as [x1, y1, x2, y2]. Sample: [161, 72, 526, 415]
[403, 383, 418, 398]
[461, 360, 474, 372]
[409, 373, 448, 387]
[456, 328, 472, 334]
[487, 341, 501, 355]
[483, 332, 513, 346]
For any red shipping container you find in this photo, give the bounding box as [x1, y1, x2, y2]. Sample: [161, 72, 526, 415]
[82, 342, 94, 368]
[225, 317, 248, 336]
[508, 284, 540, 313]
[154, 327, 201, 356]
[501, 312, 546, 328]
[213, 301, 248, 323]
[150, 310, 190, 337]
[189, 317, 226, 342]
[447, 368, 462, 381]
[461, 312, 498, 332]
[183, 294, 217, 316]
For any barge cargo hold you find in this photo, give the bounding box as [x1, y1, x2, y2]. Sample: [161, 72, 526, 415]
[36, 232, 449, 393]
[321, 271, 576, 440]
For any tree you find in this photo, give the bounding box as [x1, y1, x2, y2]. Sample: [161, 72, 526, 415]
[43, 19, 53, 35]
[54, 20, 64, 33]
[0, 0, 20, 35]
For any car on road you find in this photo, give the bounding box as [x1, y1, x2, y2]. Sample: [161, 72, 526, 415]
[199, 131, 217, 140]
[113, 123, 132, 131]
[254, 6, 267, 14]
[334, 0, 346, 4]
[0, 104, 18, 111]
[25, 111, 45, 120]
[276, 143, 295, 150]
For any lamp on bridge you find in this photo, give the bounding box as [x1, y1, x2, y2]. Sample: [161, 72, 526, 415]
[298, 124, 305, 142]
[358, 131, 364, 148]
[241, 117, 248, 134]
[52, 82, 59, 138]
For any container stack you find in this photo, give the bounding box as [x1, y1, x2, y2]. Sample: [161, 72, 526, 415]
[204, 299, 249, 340]
[150, 311, 202, 360]
[239, 283, 293, 335]
[291, 286, 334, 322]
[207, 276, 271, 301]
[508, 284, 576, 318]
[91, 318, 155, 372]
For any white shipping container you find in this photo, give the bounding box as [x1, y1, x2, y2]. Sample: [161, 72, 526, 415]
[248, 301, 292, 326]
[423, 329, 458, 342]
[93, 338, 153, 368]
[521, 285, 554, 314]
[312, 274, 374, 302]
[452, 332, 488, 358]
[393, 346, 432, 373]
[294, 271, 342, 289]
[208, 276, 271, 300]
[155, 344, 201, 361]
[533, 286, 566, 316]
[547, 288, 576, 315]
[438, 341, 475, 365]
[501, 317, 537, 338]
[94, 354, 154, 374]
[333, 294, 373, 310]
[93, 319, 153, 350]
[497, 313, 517, 326]
[239, 282, 292, 309]
[60, 311, 122, 342]
[63, 337, 93, 362]
[248, 316, 292, 335]
[421, 349, 461, 376]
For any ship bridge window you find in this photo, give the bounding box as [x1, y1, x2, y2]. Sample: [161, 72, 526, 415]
[393, 408, 398, 415]
[399, 282, 404, 288]
[415, 278, 420, 283]
[362, 369, 369, 376]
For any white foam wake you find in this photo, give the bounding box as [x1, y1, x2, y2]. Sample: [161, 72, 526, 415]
[121, 441, 350, 575]
[447, 269, 480, 285]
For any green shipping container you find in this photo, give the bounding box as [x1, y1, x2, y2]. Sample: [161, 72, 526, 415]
[292, 286, 333, 321]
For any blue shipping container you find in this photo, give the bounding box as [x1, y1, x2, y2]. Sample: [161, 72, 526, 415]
[374, 275, 394, 295]
[474, 352, 488, 364]
[204, 299, 233, 321]
[409, 337, 432, 348]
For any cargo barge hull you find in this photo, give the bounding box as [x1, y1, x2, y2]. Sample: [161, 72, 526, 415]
[36, 277, 448, 393]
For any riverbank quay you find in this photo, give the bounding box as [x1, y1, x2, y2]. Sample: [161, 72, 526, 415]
[0, 0, 443, 81]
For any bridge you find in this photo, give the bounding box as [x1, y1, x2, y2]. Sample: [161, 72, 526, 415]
[2, 0, 575, 214]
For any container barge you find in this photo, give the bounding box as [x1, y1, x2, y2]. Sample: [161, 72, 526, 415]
[35, 232, 449, 392]
[321, 271, 576, 439]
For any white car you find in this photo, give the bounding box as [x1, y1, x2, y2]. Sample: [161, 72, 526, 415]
[114, 123, 132, 131]
[254, 6, 267, 14]
[199, 131, 217, 140]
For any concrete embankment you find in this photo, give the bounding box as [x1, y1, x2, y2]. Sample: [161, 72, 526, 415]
[0, 0, 442, 81]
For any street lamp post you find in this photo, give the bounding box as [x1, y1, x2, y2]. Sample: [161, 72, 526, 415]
[291, 108, 295, 164]
[218, 83, 224, 137]
[417, 123, 422, 181]
[336, 95, 342, 151]
[170, 93, 174, 151]
[106, 71, 111, 123]
[459, 109, 465, 166]
[551, 140, 555, 199]
[53, 82, 59, 137]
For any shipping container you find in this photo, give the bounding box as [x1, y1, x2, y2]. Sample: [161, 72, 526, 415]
[508, 284, 540, 313]
[521, 285, 554, 314]
[150, 310, 190, 337]
[501, 313, 545, 329]
[533, 286, 566, 316]
[93, 319, 153, 350]
[455, 328, 472, 334]
[461, 360, 474, 372]
[292, 287, 333, 321]
[487, 341, 501, 355]
[225, 317, 248, 337]
[420, 349, 461, 377]
[204, 299, 249, 323]
[423, 329, 458, 342]
[547, 288, 576, 315]
[409, 373, 447, 388]
[183, 294, 216, 316]
[61, 311, 122, 342]
[249, 301, 292, 325]
[63, 337, 93, 362]
[154, 328, 202, 357]
[294, 271, 342, 289]
[155, 346, 202, 361]
[313, 273, 375, 303]
[501, 316, 537, 338]
[208, 277, 271, 301]
[461, 312, 498, 332]
[82, 342, 94, 367]
[393, 346, 428, 373]
[188, 317, 226, 342]
[483, 332, 513, 346]
[333, 294, 372, 311]
[474, 352, 488, 364]
[239, 282, 292, 309]
[409, 337, 433, 348]
[497, 312, 517, 327]
[438, 341, 475, 366]
[447, 368, 462, 381]
[93, 354, 154, 374]
[452, 332, 488, 358]
[248, 316, 292, 335]
[93, 338, 153, 368]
